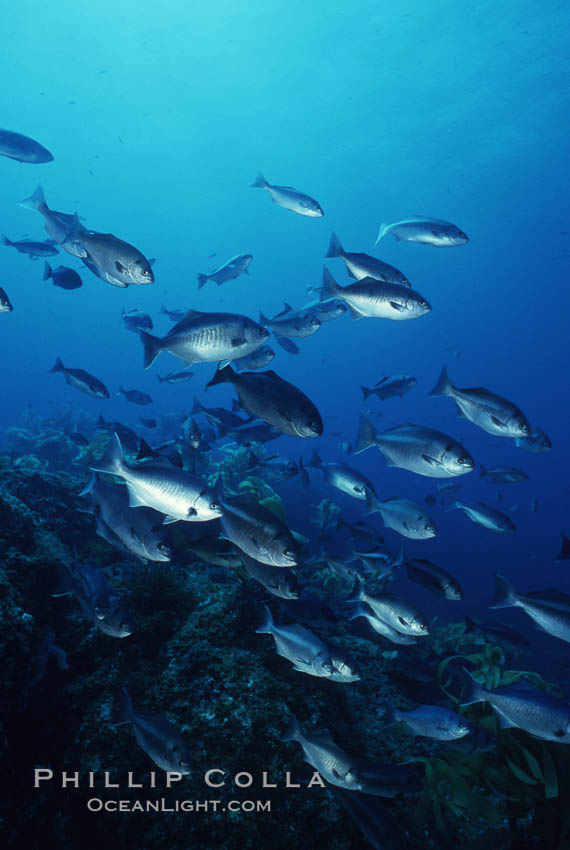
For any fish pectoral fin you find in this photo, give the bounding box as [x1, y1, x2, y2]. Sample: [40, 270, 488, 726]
[389, 301, 406, 312]
[126, 484, 148, 508]
[231, 337, 246, 347]
[347, 304, 363, 320]
[162, 516, 180, 525]
[491, 415, 507, 429]
[421, 454, 441, 467]
[115, 261, 128, 274]
[455, 405, 468, 418]
[496, 713, 517, 729]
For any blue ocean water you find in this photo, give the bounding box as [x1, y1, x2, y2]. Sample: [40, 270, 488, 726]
[1, 1, 570, 844]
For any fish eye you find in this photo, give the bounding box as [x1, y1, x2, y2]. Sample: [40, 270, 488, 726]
[283, 548, 295, 558]
[457, 455, 471, 465]
[257, 327, 265, 335]
[141, 268, 151, 277]
[426, 523, 435, 533]
[210, 501, 218, 511]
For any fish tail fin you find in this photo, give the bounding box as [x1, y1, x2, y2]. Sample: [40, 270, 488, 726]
[429, 365, 454, 397]
[307, 449, 322, 469]
[460, 667, 486, 707]
[255, 604, 275, 634]
[191, 398, 205, 415]
[136, 437, 154, 461]
[374, 223, 390, 246]
[0, 234, 12, 246]
[90, 433, 125, 477]
[250, 172, 269, 189]
[196, 273, 208, 289]
[347, 602, 367, 621]
[353, 412, 377, 454]
[556, 533, 570, 562]
[360, 386, 372, 401]
[139, 330, 162, 369]
[325, 231, 343, 258]
[393, 544, 405, 568]
[206, 364, 235, 389]
[156, 375, 165, 383]
[258, 311, 269, 326]
[480, 464, 487, 478]
[346, 576, 364, 604]
[320, 266, 340, 301]
[111, 688, 133, 726]
[19, 184, 48, 213]
[381, 699, 399, 727]
[49, 357, 65, 373]
[489, 574, 518, 609]
[78, 472, 97, 498]
[443, 499, 461, 513]
[281, 714, 301, 743]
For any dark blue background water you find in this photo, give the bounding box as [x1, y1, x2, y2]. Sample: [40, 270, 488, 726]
[1, 0, 569, 632]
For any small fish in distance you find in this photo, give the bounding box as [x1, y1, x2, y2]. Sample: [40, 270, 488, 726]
[117, 387, 153, 406]
[382, 700, 470, 740]
[43, 262, 82, 289]
[1, 234, 58, 259]
[446, 500, 516, 533]
[157, 371, 194, 384]
[250, 172, 324, 217]
[122, 309, 153, 332]
[325, 231, 410, 285]
[197, 253, 252, 288]
[480, 465, 528, 484]
[375, 216, 468, 247]
[364, 492, 437, 540]
[360, 375, 417, 402]
[0, 128, 54, 163]
[50, 358, 109, 399]
[233, 345, 275, 371]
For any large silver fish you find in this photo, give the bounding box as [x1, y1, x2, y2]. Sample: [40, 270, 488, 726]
[64, 216, 154, 286]
[256, 606, 333, 677]
[446, 500, 515, 533]
[365, 492, 437, 540]
[429, 366, 531, 439]
[347, 578, 429, 635]
[220, 495, 298, 566]
[92, 434, 221, 523]
[306, 450, 376, 500]
[354, 413, 474, 478]
[206, 365, 323, 438]
[250, 172, 324, 217]
[375, 216, 468, 247]
[282, 716, 364, 790]
[490, 574, 570, 643]
[349, 603, 417, 645]
[320, 267, 430, 320]
[0, 129, 53, 163]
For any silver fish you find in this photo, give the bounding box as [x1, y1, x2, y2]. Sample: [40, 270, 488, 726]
[306, 450, 376, 499]
[20, 184, 82, 251]
[347, 578, 429, 635]
[0, 287, 13, 313]
[461, 668, 570, 742]
[360, 375, 417, 402]
[480, 465, 528, 484]
[113, 688, 192, 772]
[515, 428, 552, 453]
[64, 217, 154, 286]
[490, 574, 570, 643]
[446, 500, 516, 533]
[354, 414, 474, 478]
[282, 716, 363, 790]
[241, 553, 300, 599]
[325, 231, 410, 285]
[233, 345, 275, 371]
[91, 434, 221, 523]
[375, 216, 468, 247]
[0, 129, 54, 163]
[405, 558, 463, 600]
[364, 492, 437, 540]
[140, 310, 269, 368]
[1, 234, 58, 258]
[382, 701, 470, 740]
[220, 494, 298, 566]
[197, 253, 252, 289]
[251, 172, 323, 217]
[49, 358, 109, 399]
[259, 306, 321, 339]
[429, 366, 531, 439]
[321, 267, 430, 320]
[349, 603, 417, 645]
[256, 606, 333, 677]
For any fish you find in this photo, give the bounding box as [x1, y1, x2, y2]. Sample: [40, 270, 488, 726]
[464, 617, 530, 650]
[325, 232, 410, 285]
[43, 262, 82, 289]
[354, 414, 475, 478]
[347, 577, 429, 635]
[555, 534, 570, 562]
[233, 345, 275, 371]
[259, 306, 321, 354]
[1, 234, 59, 258]
[190, 397, 249, 429]
[375, 216, 468, 247]
[320, 267, 430, 321]
[320, 645, 360, 683]
[81, 473, 171, 562]
[360, 375, 417, 402]
[186, 536, 242, 568]
[0, 287, 13, 313]
[349, 603, 417, 645]
[480, 465, 528, 484]
[206, 365, 323, 438]
[365, 492, 437, 540]
[49, 358, 109, 399]
[429, 366, 531, 439]
[117, 387, 153, 406]
[81, 257, 130, 288]
[122, 309, 153, 333]
[405, 558, 463, 600]
[461, 668, 570, 742]
[382, 700, 470, 740]
[112, 688, 192, 772]
[446, 500, 516, 533]
[19, 184, 82, 250]
[350, 546, 404, 580]
[250, 173, 324, 217]
[489, 574, 570, 643]
[64, 218, 154, 286]
[219, 494, 298, 566]
[95, 417, 139, 451]
[140, 310, 270, 368]
[256, 606, 334, 677]
[302, 298, 347, 323]
[196, 253, 252, 288]
[0, 128, 54, 163]
[54, 556, 131, 637]
[220, 419, 282, 445]
[306, 450, 376, 499]
[281, 716, 363, 790]
[160, 305, 186, 322]
[157, 370, 194, 384]
[515, 428, 552, 453]
[139, 417, 157, 429]
[251, 455, 300, 481]
[240, 553, 300, 599]
[91, 433, 221, 523]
